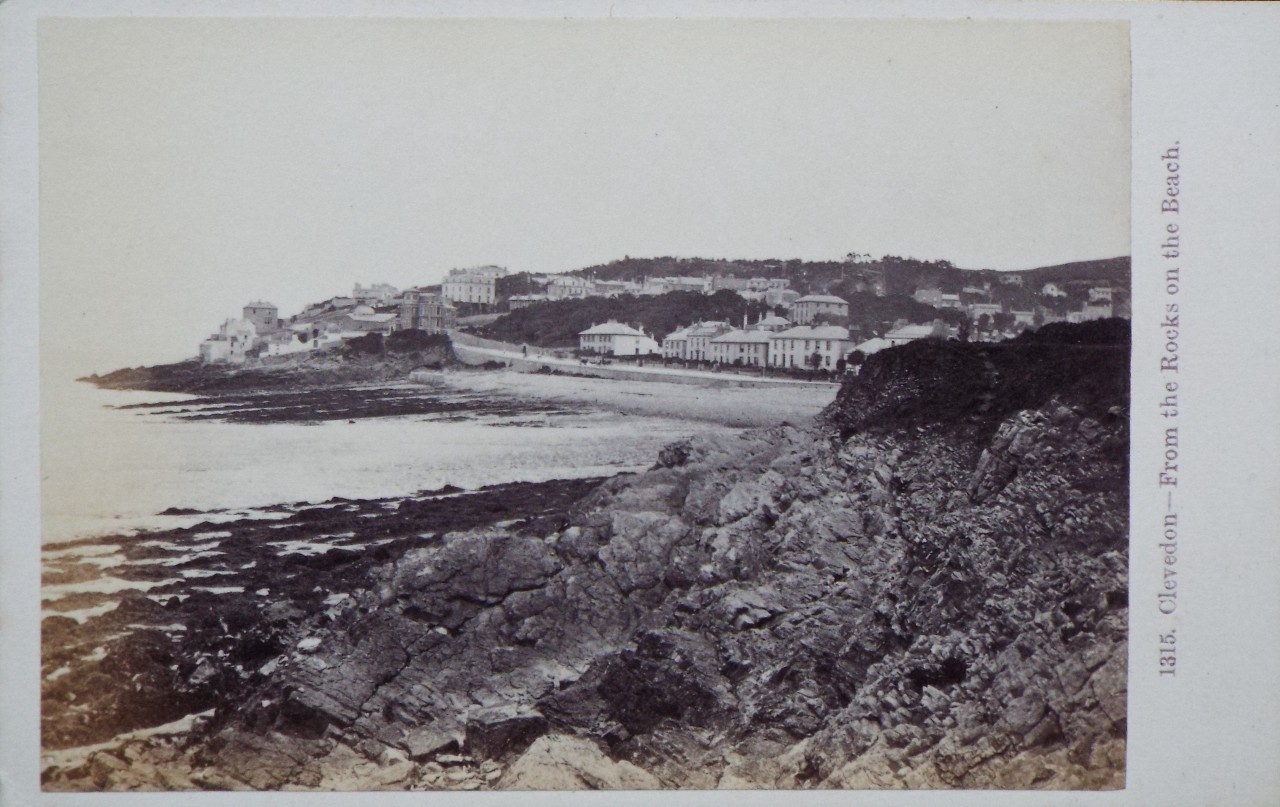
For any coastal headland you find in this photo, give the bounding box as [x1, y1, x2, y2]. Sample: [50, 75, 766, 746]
[45, 320, 1129, 791]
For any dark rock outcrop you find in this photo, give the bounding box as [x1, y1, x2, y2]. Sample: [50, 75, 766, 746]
[48, 321, 1129, 791]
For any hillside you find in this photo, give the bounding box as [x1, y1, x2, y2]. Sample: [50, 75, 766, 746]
[49, 320, 1130, 791]
[474, 290, 769, 347]
[499, 255, 1129, 300]
[475, 289, 965, 347]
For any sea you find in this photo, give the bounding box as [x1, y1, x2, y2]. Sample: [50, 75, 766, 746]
[41, 376, 726, 546]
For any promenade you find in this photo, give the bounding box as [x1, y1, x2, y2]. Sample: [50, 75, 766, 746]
[447, 331, 839, 391]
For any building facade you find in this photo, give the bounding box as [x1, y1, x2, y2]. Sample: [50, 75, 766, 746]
[661, 326, 692, 360]
[199, 318, 258, 365]
[768, 325, 851, 370]
[398, 291, 456, 334]
[789, 294, 849, 325]
[242, 301, 278, 334]
[547, 276, 593, 301]
[684, 321, 732, 362]
[578, 322, 661, 356]
[442, 267, 502, 306]
[709, 329, 772, 367]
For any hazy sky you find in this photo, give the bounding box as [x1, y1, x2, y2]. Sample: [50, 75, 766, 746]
[39, 18, 1129, 374]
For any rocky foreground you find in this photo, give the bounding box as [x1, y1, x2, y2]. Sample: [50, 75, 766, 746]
[45, 320, 1129, 791]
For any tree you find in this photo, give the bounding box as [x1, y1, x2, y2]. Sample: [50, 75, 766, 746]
[809, 351, 823, 371]
[957, 318, 971, 343]
[977, 313, 991, 333]
[845, 349, 866, 367]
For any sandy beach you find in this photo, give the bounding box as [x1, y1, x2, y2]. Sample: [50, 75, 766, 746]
[434, 368, 839, 428]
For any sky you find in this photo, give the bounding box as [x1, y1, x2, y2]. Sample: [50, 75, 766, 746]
[38, 17, 1130, 374]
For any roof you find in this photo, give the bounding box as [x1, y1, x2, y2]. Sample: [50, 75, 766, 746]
[885, 324, 938, 340]
[349, 312, 397, 323]
[711, 329, 772, 345]
[579, 321, 648, 337]
[794, 294, 848, 305]
[757, 314, 791, 326]
[663, 327, 693, 341]
[773, 325, 851, 340]
[853, 338, 894, 355]
[686, 321, 731, 337]
[245, 300, 276, 309]
[352, 304, 376, 316]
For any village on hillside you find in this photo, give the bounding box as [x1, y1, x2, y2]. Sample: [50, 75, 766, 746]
[197, 257, 1130, 378]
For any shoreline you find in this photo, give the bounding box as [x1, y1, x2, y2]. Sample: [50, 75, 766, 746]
[41, 476, 610, 769]
[430, 368, 837, 429]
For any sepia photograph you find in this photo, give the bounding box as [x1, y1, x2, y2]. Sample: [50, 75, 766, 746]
[31, 12, 1134, 794]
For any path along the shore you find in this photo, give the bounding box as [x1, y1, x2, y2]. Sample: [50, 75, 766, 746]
[448, 331, 840, 390]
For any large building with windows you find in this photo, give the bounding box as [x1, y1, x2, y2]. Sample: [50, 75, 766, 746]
[768, 325, 852, 370]
[398, 291, 455, 334]
[442, 266, 506, 306]
[789, 294, 849, 325]
[709, 329, 772, 367]
[242, 301, 279, 334]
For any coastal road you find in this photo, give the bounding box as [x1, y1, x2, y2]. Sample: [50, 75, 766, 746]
[448, 331, 840, 391]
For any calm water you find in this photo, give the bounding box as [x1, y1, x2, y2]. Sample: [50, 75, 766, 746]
[42, 378, 725, 545]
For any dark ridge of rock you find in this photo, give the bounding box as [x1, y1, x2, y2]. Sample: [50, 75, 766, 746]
[48, 321, 1129, 792]
[80, 333, 460, 395]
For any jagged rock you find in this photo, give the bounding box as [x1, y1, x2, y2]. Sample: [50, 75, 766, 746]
[465, 708, 548, 761]
[49, 326, 1129, 792]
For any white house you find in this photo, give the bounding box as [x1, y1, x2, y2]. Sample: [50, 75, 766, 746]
[1041, 282, 1068, 298]
[684, 321, 733, 361]
[662, 326, 692, 360]
[578, 321, 661, 356]
[790, 294, 849, 325]
[442, 267, 501, 306]
[768, 325, 851, 370]
[199, 318, 258, 365]
[709, 329, 772, 367]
